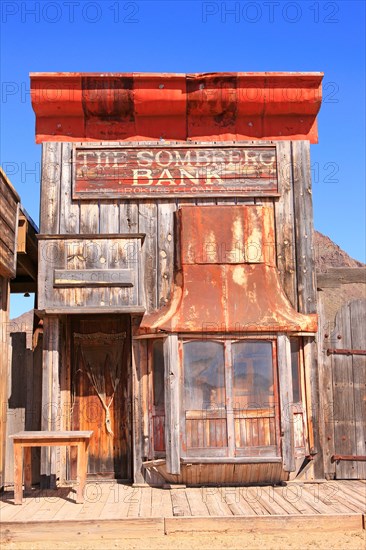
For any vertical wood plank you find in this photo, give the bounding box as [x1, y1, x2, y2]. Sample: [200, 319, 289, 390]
[139, 202, 158, 313]
[132, 340, 144, 484]
[40, 142, 62, 234]
[331, 303, 358, 479]
[0, 277, 9, 489]
[157, 201, 176, 308]
[274, 141, 297, 308]
[119, 201, 138, 233]
[292, 140, 322, 477]
[100, 201, 119, 233]
[277, 335, 295, 472]
[59, 143, 79, 234]
[164, 335, 180, 475]
[317, 294, 336, 479]
[80, 201, 99, 234]
[350, 300, 366, 479]
[292, 141, 317, 314]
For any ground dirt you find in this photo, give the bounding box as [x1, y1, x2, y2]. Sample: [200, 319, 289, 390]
[2, 530, 366, 550]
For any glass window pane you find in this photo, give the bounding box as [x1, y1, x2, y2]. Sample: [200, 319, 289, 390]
[184, 341, 226, 411]
[232, 341, 274, 410]
[290, 339, 301, 403]
[152, 340, 165, 408]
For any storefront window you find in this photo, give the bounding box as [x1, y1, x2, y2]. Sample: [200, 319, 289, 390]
[184, 341, 226, 411]
[182, 339, 279, 457]
[232, 341, 274, 410]
[183, 341, 227, 451]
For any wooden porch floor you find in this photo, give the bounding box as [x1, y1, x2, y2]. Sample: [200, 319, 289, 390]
[1, 480, 365, 539]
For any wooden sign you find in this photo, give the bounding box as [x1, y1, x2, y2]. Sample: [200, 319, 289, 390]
[73, 145, 278, 199]
[54, 269, 133, 287]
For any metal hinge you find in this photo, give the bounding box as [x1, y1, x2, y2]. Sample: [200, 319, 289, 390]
[327, 348, 366, 357]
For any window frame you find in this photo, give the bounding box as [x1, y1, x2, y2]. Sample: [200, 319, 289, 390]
[180, 336, 281, 460]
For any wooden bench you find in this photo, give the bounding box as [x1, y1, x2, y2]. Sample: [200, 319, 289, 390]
[9, 431, 93, 504]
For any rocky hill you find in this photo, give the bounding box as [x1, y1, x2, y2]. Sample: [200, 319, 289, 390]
[314, 231, 365, 330]
[314, 231, 364, 272]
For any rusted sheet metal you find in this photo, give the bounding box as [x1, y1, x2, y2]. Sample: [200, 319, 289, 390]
[73, 145, 278, 199]
[30, 72, 323, 143]
[141, 206, 317, 334]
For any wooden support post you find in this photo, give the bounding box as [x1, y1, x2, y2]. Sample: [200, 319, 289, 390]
[0, 276, 10, 489]
[132, 340, 144, 484]
[164, 335, 180, 475]
[292, 140, 323, 479]
[278, 335, 295, 472]
[41, 315, 60, 488]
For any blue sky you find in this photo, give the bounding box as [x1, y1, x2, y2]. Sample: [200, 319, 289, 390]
[1, 0, 365, 318]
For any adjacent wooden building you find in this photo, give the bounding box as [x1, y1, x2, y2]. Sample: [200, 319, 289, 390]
[30, 72, 326, 486]
[0, 168, 38, 489]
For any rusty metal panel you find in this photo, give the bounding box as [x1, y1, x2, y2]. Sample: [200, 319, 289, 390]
[73, 145, 277, 199]
[179, 205, 276, 266]
[30, 72, 323, 143]
[141, 206, 317, 334]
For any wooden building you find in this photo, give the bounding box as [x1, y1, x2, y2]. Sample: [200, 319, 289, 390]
[30, 72, 325, 486]
[0, 168, 38, 489]
[317, 268, 366, 481]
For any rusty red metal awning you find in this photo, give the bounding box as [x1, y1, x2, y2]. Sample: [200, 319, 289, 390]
[140, 206, 317, 334]
[30, 72, 323, 144]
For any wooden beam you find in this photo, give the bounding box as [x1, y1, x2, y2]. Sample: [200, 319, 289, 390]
[164, 335, 180, 475]
[292, 140, 323, 478]
[317, 268, 366, 288]
[277, 334, 295, 472]
[164, 515, 363, 534]
[17, 215, 28, 253]
[10, 280, 37, 294]
[16, 252, 37, 281]
[1, 519, 165, 541]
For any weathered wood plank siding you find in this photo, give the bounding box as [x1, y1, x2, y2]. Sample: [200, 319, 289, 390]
[39, 140, 314, 317]
[38, 139, 321, 483]
[0, 171, 20, 278]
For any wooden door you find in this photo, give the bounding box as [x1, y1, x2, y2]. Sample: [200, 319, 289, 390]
[329, 300, 366, 479]
[70, 315, 131, 480]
